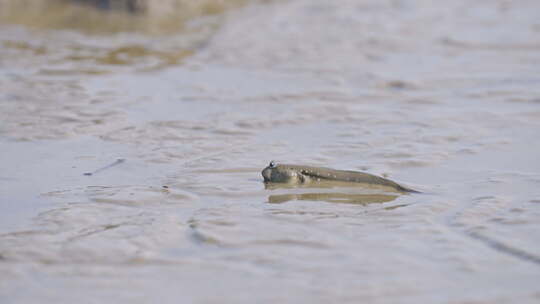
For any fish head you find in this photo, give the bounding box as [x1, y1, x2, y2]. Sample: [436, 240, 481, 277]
[261, 161, 302, 183]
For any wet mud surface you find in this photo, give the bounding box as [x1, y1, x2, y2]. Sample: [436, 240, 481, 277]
[1, 0, 540, 303]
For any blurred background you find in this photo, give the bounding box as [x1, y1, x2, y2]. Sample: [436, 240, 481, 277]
[0, 0, 245, 33]
[1, 0, 540, 303]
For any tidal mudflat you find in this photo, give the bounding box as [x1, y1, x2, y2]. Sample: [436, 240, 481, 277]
[1, 0, 540, 303]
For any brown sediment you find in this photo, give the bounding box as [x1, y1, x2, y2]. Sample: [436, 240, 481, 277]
[0, 0, 247, 34]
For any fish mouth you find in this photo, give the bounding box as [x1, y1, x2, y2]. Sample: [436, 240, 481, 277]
[261, 167, 272, 182]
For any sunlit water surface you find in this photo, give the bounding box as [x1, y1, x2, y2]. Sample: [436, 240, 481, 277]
[1, 0, 540, 303]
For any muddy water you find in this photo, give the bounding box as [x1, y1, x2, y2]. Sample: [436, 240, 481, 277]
[1, 0, 540, 303]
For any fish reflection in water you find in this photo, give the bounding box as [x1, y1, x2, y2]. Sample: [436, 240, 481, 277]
[264, 181, 400, 205]
[268, 192, 399, 205]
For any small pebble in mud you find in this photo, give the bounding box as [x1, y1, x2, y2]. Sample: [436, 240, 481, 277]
[162, 185, 169, 189]
[382, 80, 417, 90]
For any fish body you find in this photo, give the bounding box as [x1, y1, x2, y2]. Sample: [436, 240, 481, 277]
[261, 161, 419, 193]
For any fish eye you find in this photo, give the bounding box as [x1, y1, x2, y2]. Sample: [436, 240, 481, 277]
[269, 161, 276, 168]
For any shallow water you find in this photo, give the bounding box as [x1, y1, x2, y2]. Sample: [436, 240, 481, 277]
[1, 0, 540, 303]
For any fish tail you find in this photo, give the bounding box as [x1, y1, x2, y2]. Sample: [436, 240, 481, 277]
[397, 184, 421, 193]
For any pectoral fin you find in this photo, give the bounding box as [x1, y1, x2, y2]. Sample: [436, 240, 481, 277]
[297, 173, 309, 183]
